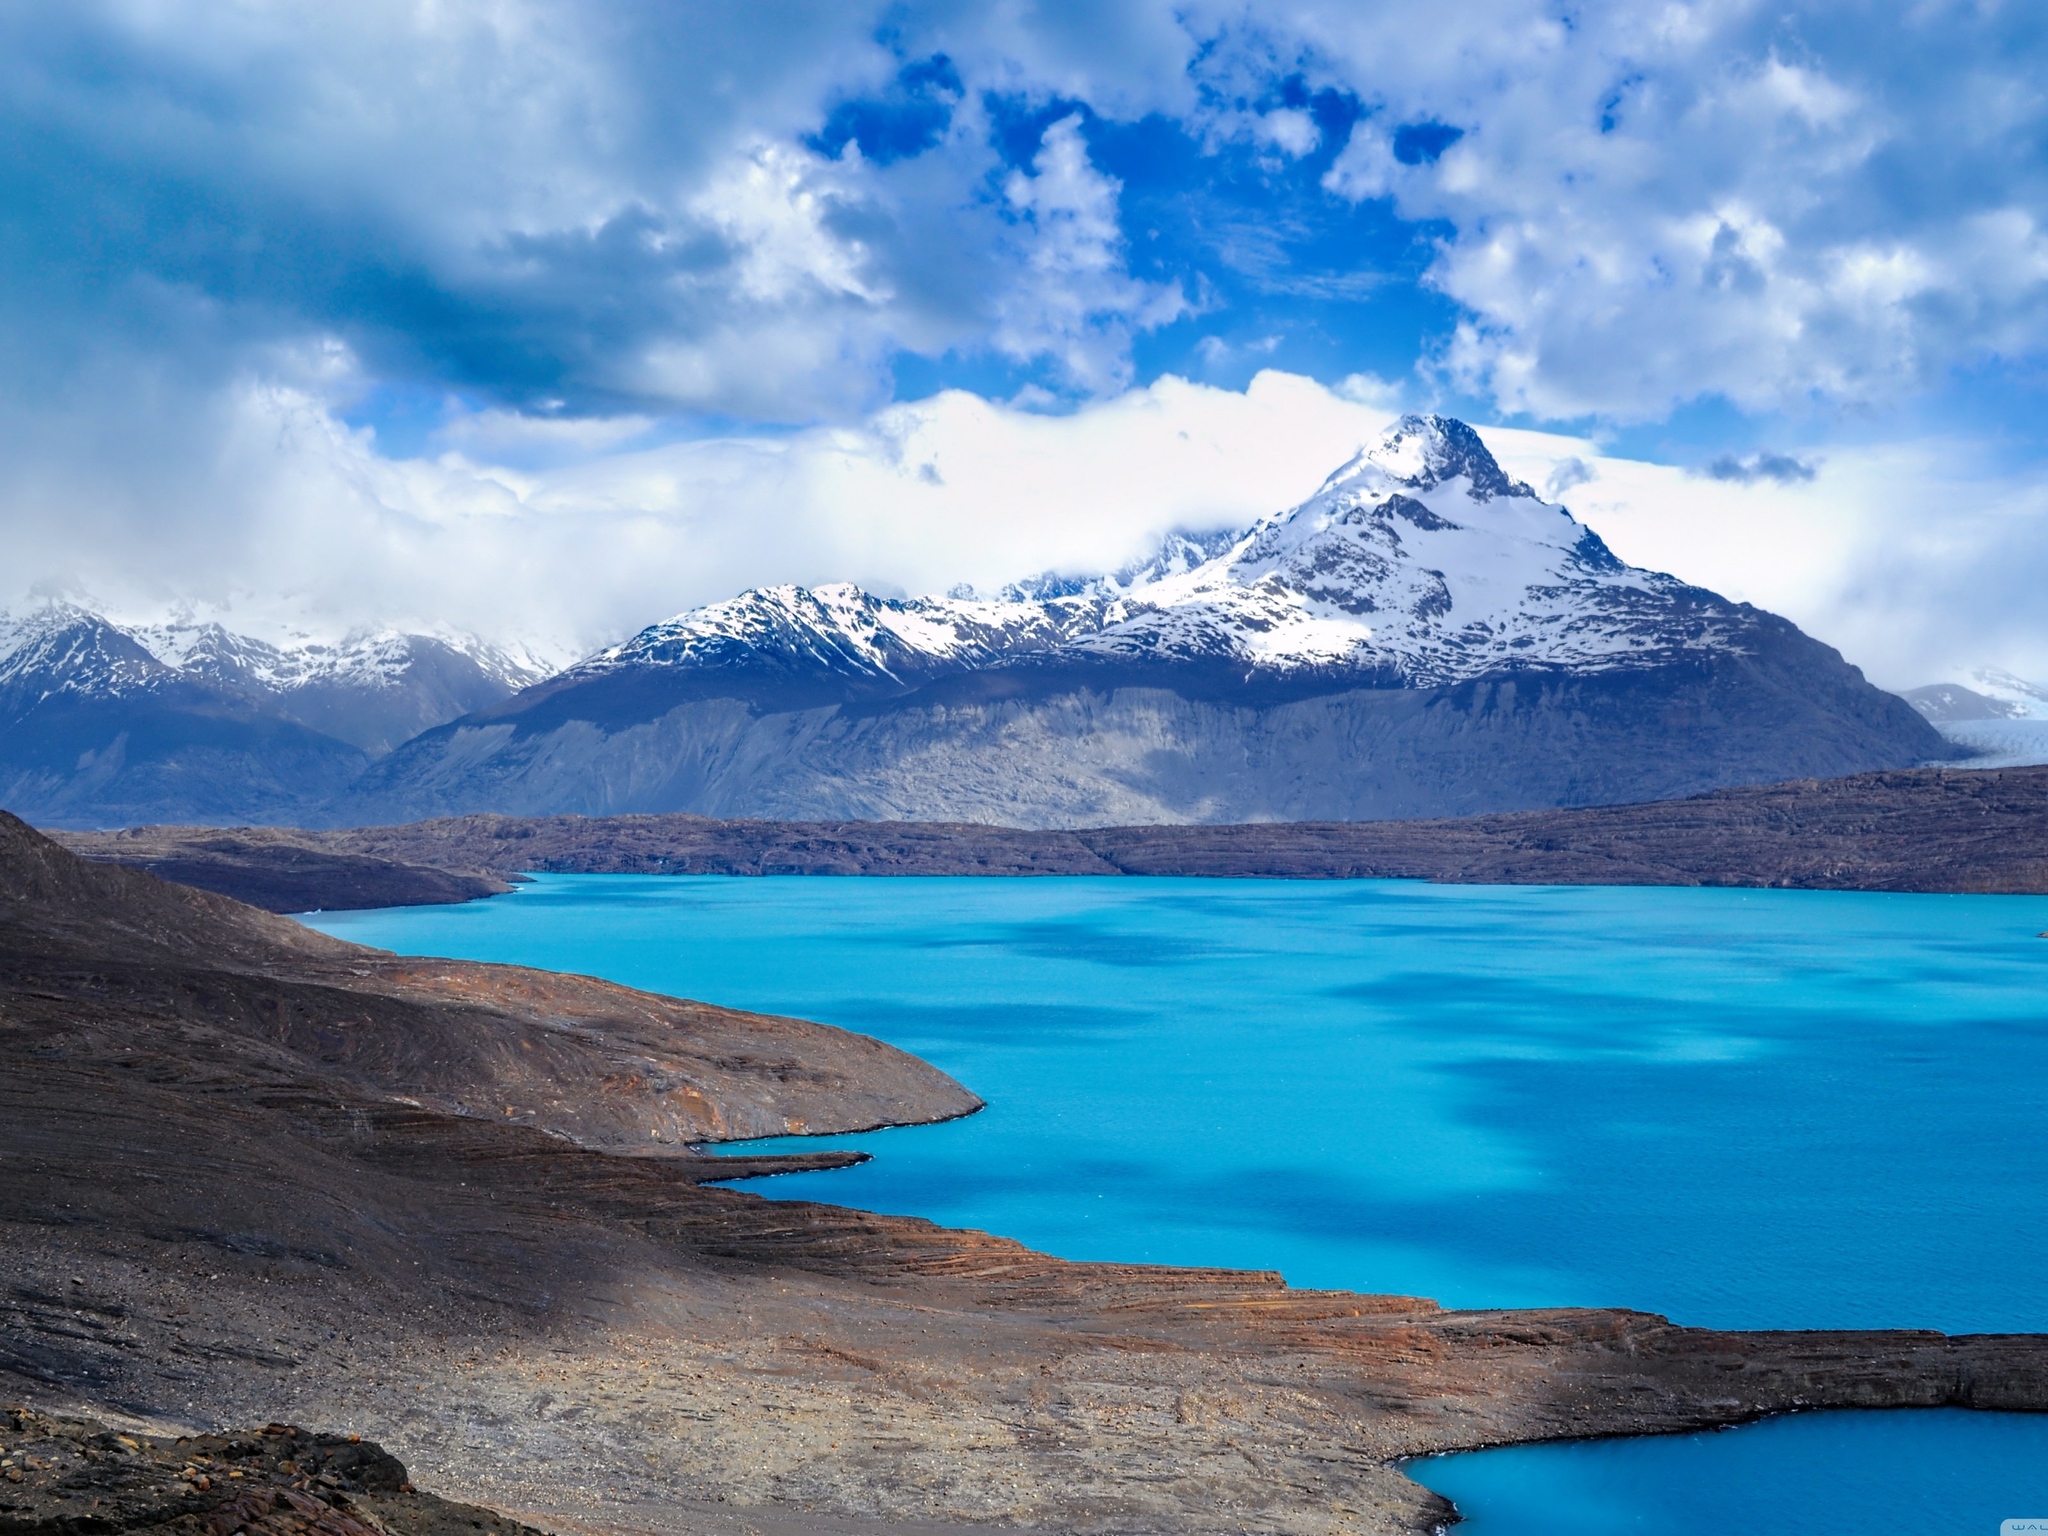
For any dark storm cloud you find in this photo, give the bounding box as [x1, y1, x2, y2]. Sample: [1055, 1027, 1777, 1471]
[0, 3, 931, 415]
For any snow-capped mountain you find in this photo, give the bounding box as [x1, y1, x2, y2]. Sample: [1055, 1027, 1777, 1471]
[549, 417, 1740, 706]
[0, 606, 171, 705]
[346, 416, 1945, 829]
[1903, 668, 2048, 723]
[1, 605, 544, 749]
[553, 529, 1248, 705]
[560, 583, 1105, 702]
[1053, 417, 1741, 683]
[131, 620, 545, 754]
[1, 604, 547, 827]
[135, 619, 540, 697]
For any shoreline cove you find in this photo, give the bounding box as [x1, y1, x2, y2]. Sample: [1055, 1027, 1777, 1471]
[301, 871, 2048, 1532]
[1405, 1407, 2048, 1534]
[5, 817, 2042, 1536]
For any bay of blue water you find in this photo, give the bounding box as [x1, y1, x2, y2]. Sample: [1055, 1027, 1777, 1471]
[305, 875, 2048, 1532]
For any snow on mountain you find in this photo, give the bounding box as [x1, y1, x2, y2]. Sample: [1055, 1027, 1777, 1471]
[0, 603, 548, 760]
[1954, 668, 2048, 720]
[582, 416, 1751, 694]
[129, 620, 546, 698]
[0, 603, 172, 702]
[567, 581, 1109, 694]
[1903, 668, 2048, 767]
[0, 607, 542, 703]
[1064, 417, 1742, 684]
[995, 528, 1245, 603]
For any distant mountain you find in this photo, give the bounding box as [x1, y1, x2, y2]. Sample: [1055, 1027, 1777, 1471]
[1903, 669, 2048, 724]
[1903, 669, 2048, 768]
[341, 416, 1946, 828]
[0, 605, 541, 827]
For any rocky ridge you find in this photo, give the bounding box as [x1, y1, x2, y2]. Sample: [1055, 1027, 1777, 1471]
[0, 808, 978, 1149]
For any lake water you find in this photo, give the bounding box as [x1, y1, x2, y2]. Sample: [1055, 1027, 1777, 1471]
[305, 875, 2048, 1533]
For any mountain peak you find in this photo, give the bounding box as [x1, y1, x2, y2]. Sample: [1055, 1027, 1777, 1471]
[1319, 413, 1536, 503]
[573, 417, 1744, 697]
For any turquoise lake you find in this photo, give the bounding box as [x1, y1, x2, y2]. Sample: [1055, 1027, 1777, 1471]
[305, 875, 2048, 1533]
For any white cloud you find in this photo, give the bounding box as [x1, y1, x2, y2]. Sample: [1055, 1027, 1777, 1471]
[693, 142, 890, 308]
[1283, 0, 2048, 418]
[1, 370, 1391, 659]
[0, 3, 1209, 426]
[12, 366, 2048, 690]
[10, 2, 2048, 425]
[1484, 426, 2048, 689]
[1253, 108, 1320, 156]
[992, 114, 1188, 392]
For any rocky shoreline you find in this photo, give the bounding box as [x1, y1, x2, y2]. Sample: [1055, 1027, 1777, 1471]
[6, 809, 2046, 1535]
[50, 763, 2048, 913]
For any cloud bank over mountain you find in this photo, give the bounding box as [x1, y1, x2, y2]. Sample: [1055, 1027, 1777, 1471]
[3, 1, 2046, 684]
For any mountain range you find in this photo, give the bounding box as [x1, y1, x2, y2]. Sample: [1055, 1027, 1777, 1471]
[4, 416, 1961, 829]
[0, 608, 541, 826]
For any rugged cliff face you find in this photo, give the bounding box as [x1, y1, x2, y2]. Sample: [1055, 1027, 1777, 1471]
[342, 416, 1944, 827]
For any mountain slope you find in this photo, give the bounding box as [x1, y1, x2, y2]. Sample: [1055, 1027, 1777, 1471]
[132, 619, 546, 753]
[0, 605, 542, 827]
[344, 416, 1944, 827]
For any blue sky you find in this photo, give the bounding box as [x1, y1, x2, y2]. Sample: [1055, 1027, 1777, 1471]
[3, 1, 2048, 683]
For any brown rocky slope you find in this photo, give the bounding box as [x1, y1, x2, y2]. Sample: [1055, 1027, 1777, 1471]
[0, 1406, 547, 1536]
[4, 810, 2046, 1536]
